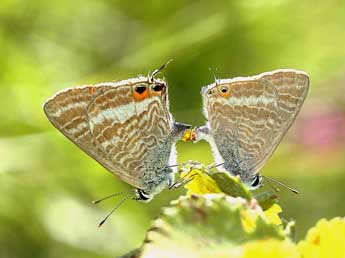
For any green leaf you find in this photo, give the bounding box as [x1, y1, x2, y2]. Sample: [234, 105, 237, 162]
[126, 194, 286, 258]
[209, 172, 253, 201]
[254, 190, 279, 211]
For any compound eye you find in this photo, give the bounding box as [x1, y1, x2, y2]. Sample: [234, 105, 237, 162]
[138, 189, 150, 201]
[134, 189, 152, 202]
[221, 86, 228, 93]
[251, 175, 261, 188]
[152, 84, 165, 92]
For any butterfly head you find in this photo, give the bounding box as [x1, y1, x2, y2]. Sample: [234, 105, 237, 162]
[201, 82, 233, 120]
[133, 189, 154, 203]
[201, 81, 232, 99]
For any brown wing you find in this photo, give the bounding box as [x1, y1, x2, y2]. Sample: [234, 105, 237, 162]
[204, 69, 309, 175]
[86, 82, 172, 190]
[43, 84, 116, 172]
[251, 70, 309, 171]
[206, 80, 281, 175]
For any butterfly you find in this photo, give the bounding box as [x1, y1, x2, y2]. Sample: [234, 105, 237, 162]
[43, 67, 191, 210]
[193, 69, 309, 190]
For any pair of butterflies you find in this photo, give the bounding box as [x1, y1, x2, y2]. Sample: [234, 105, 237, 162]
[43, 68, 309, 203]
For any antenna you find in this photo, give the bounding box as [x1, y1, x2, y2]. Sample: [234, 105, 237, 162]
[261, 175, 300, 194]
[166, 161, 197, 169]
[208, 67, 219, 85]
[166, 164, 179, 168]
[169, 173, 198, 189]
[149, 59, 174, 81]
[97, 194, 133, 227]
[92, 189, 134, 204]
[264, 176, 280, 193]
[169, 163, 199, 189]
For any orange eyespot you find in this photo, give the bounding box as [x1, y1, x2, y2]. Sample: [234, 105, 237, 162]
[150, 83, 166, 96]
[220, 86, 230, 97]
[133, 85, 149, 101]
[152, 84, 164, 92]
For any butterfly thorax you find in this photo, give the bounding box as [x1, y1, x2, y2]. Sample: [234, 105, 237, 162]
[140, 167, 173, 198]
[133, 167, 172, 202]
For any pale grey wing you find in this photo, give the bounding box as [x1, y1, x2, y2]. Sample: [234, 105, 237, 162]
[87, 86, 173, 191]
[206, 80, 281, 177]
[135, 91, 174, 188]
[43, 85, 117, 172]
[205, 70, 309, 177]
[251, 70, 309, 172]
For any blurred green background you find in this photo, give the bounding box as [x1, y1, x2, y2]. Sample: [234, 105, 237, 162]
[1, 0, 345, 257]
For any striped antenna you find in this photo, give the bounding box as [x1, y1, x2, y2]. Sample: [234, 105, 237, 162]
[261, 175, 300, 194]
[98, 193, 133, 227]
[92, 189, 134, 204]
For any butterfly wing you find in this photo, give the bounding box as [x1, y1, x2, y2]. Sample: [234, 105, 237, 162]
[201, 69, 309, 178]
[43, 84, 117, 172]
[204, 79, 281, 175]
[250, 70, 309, 172]
[86, 79, 173, 190]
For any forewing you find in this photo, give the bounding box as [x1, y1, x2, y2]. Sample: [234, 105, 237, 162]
[206, 80, 280, 175]
[43, 85, 116, 172]
[87, 83, 172, 190]
[205, 69, 309, 175]
[251, 70, 309, 171]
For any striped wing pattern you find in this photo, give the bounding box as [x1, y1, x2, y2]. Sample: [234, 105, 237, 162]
[203, 69, 309, 178]
[43, 78, 173, 190]
[43, 85, 116, 172]
[87, 85, 172, 189]
[207, 80, 280, 175]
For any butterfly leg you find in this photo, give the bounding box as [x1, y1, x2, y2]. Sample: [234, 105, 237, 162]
[169, 173, 198, 189]
[169, 164, 199, 189]
[172, 122, 192, 141]
[207, 162, 224, 170]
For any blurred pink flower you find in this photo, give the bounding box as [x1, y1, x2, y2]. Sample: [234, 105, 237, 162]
[293, 105, 345, 148]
